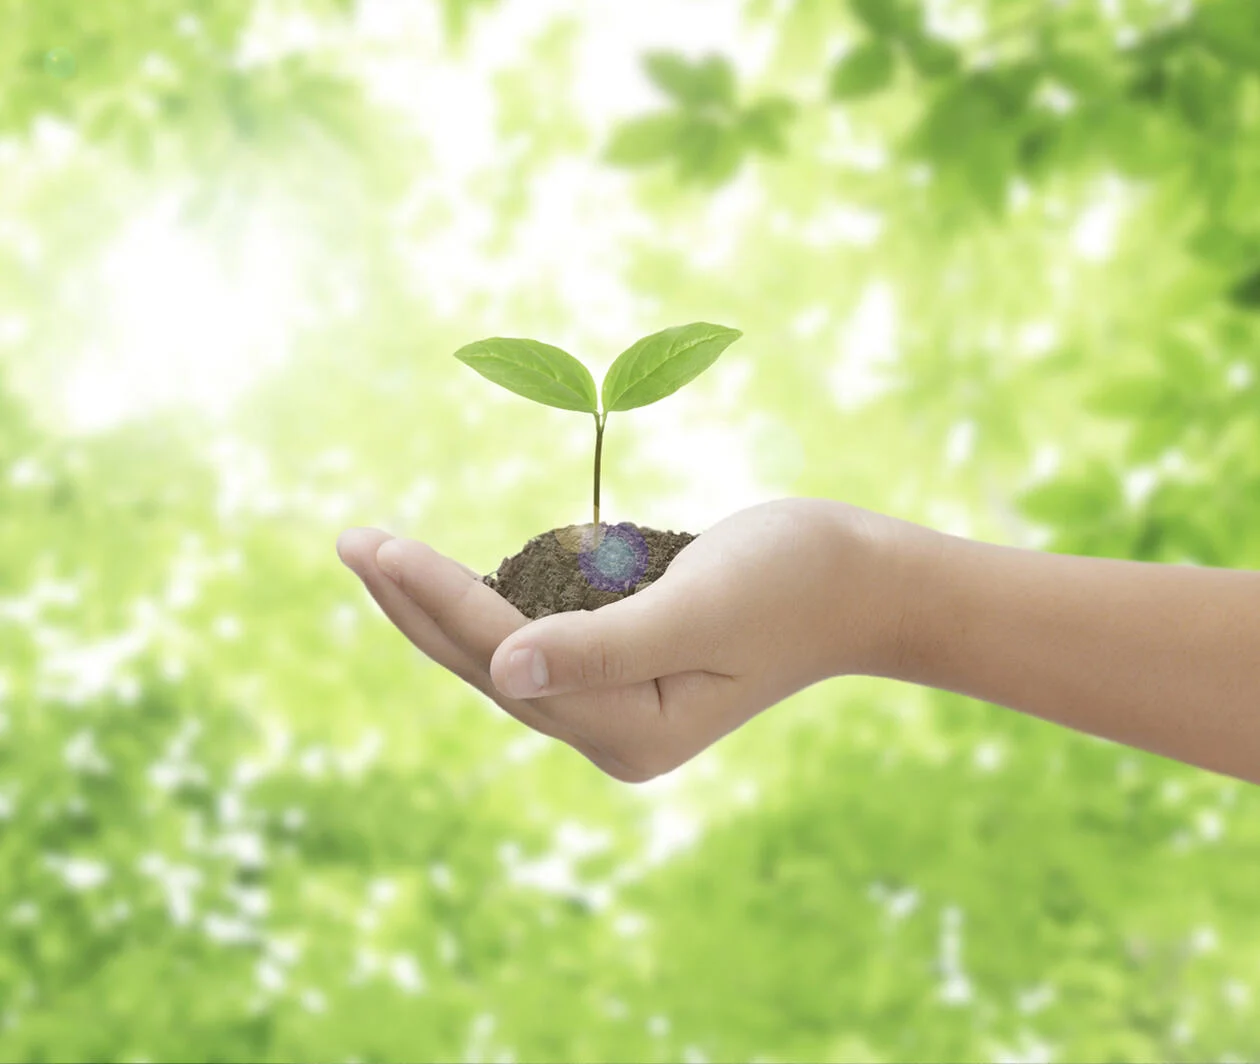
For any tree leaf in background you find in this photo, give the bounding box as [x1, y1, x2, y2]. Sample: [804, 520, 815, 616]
[739, 96, 797, 155]
[1126, 411, 1189, 465]
[1171, 55, 1220, 131]
[1126, 62, 1169, 103]
[1186, 224, 1260, 271]
[1016, 463, 1123, 527]
[1083, 377, 1173, 419]
[453, 338, 599, 413]
[1016, 117, 1064, 183]
[602, 323, 742, 412]
[829, 41, 897, 100]
[849, 0, 921, 38]
[1227, 266, 1260, 310]
[956, 133, 1012, 217]
[905, 76, 1016, 216]
[909, 78, 994, 154]
[440, 0, 501, 46]
[902, 31, 961, 79]
[1043, 50, 1112, 98]
[1195, 0, 1260, 69]
[603, 112, 686, 166]
[674, 117, 743, 186]
[974, 62, 1043, 119]
[1159, 334, 1212, 393]
[643, 51, 737, 110]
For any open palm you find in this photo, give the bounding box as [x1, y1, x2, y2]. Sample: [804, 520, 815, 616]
[335, 528, 699, 782]
[337, 499, 899, 783]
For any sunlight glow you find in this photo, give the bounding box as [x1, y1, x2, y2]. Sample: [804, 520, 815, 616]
[64, 198, 300, 432]
[830, 281, 899, 412]
[1070, 176, 1131, 263]
[59, 0, 863, 520]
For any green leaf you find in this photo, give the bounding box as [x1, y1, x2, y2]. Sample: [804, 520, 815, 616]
[603, 113, 685, 167]
[1171, 56, 1219, 130]
[453, 338, 599, 413]
[1016, 465, 1122, 526]
[909, 79, 996, 154]
[1043, 51, 1110, 97]
[739, 96, 797, 155]
[1016, 119, 1062, 181]
[829, 41, 897, 100]
[1227, 266, 1260, 309]
[675, 118, 744, 186]
[1196, 1, 1260, 69]
[1082, 377, 1172, 419]
[975, 63, 1041, 118]
[602, 323, 743, 412]
[1126, 412, 1186, 466]
[643, 51, 737, 110]
[850, 0, 920, 37]
[1159, 335, 1211, 392]
[902, 32, 960, 79]
[905, 77, 1018, 215]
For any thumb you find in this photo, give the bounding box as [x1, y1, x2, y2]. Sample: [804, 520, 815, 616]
[490, 579, 709, 698]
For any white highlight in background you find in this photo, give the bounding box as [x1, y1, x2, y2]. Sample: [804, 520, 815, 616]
[63, 198, 301, 433]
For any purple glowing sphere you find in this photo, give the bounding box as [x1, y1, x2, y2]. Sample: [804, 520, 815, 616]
[578, 522, 650, 593]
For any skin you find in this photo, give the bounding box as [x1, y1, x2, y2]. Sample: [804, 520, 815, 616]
[891, 522, 1260, 786]
[337, 495, 1260, 787]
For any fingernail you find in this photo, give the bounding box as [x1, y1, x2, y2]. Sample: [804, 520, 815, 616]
[335, 529, 359, 569]
[504, 648, 548, 698]
[375, 539, 405, 582]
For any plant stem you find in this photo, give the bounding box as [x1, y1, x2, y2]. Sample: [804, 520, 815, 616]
[593, 410, 606, 527]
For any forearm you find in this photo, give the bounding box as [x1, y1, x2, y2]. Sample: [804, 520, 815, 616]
[881, 523, 1260, 785]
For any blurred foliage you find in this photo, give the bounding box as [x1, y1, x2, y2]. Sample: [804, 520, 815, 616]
[604, 49, 798, 187]
[2, 0, 1260, 1061]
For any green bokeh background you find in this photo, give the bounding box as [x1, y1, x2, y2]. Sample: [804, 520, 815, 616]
[2, 0, 1259, 1060]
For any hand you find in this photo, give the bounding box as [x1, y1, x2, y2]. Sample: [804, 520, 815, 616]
[336, 497, 916, 783]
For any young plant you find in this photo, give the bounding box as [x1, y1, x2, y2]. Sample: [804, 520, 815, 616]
[453, 322, 743, 527]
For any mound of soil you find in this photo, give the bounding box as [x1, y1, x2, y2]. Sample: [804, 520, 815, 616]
[482, 521, 698, 620]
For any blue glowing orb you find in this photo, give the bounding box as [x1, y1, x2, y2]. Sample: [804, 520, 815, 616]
[578, 522, 649, 593]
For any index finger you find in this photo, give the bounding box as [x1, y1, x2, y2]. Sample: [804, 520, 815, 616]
[372, 536, 669, 782]
[374, 537, 521, 674]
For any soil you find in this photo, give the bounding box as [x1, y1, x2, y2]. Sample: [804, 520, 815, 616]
[481, 521, 699, 620]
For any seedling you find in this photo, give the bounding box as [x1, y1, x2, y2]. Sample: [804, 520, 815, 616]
[453, 322, 742, 528]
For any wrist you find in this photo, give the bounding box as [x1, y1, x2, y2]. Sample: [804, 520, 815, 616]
[868, 512, 959, 683]
[813, 499, 955, 681]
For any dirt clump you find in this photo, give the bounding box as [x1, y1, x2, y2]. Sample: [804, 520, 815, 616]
[482, 521, 698, 620]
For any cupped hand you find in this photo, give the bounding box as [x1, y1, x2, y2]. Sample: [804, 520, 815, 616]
[336, 497, 915, 783]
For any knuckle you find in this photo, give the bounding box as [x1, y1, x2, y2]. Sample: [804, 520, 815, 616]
[580, 631, 623, 687]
